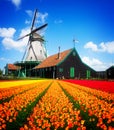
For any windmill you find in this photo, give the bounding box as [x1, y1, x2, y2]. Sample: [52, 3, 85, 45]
[18, 9, 48, 62]
[16, 9, 48, 77]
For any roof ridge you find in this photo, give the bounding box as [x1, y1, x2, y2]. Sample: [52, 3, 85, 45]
[35, 48, 73, 69]
[48, 48, 73, 57]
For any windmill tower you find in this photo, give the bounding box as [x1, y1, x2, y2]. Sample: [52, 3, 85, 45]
[15, 9, 48, 77]
[24, 33, 47, 62]
[18, 9, 48, 62]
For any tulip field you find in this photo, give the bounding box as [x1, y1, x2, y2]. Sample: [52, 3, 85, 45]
[0, 79, 114, 130]
[63, 80, 114, 93]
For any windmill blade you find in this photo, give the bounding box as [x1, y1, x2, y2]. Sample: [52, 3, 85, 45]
[17, 23, 48, 41]
[31, 9, 38, 31]
[31, 37, 45, 42]
[30, 23, 48, 34]
[22, 40, 30, 61]
[17, 33, 30, 41]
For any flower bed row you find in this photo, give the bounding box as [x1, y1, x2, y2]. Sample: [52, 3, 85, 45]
[0, 83, 40, 103]
[63, 82, 114, 103]
[0, 80, 52, 130]
[0, 80, 114, 130]
[58, 81, 114, 130]
[20, 81, 86, 130]
[63, 80, 114, 93]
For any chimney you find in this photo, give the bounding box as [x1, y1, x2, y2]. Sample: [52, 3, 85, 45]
[58, 46, 61, 59]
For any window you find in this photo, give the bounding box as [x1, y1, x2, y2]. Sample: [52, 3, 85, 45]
[40, 50, 42, 54]
[59, 68, 63, 72]
[73, 51, 76, 56]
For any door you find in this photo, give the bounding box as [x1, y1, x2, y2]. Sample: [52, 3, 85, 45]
[70, 67, 75, 78]
[86, 70, 91, 79]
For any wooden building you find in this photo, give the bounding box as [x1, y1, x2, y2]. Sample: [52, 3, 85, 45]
[34, 48, 96, 79]
[5, 64, 20, 76]
[106, 65, 114, 79]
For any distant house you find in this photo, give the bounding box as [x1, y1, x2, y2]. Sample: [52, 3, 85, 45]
[106, 66, 114, 79]
[34, 48, 96, 79]
[5, 64, 20, 76]
[96, 71, 107, 79]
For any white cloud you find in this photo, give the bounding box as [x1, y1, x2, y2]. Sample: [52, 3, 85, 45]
[84, 41, 98, 51]
[0, 57, 10, 62]
[25, 20, 31, 25]
[100, 41, 114, 53]
[0, 27, 29, 52]
[84, 41, 114, 53]
[82, 56, 108, 71]
[2, 37, 27, 52]
[18, 27, 30, 38]
[0, 28, 16, 38]
[25, 10, 33, 17]
[25, 10, 48, 25]
[37, 12, 48, 24]
[54, 19, 63, 24]
[11, 0, 21, 7]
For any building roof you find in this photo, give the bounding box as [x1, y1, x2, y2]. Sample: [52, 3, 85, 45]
[8, 64, 19, 70]
[106, 65, 114, 70]
[35, 48, 73, 69]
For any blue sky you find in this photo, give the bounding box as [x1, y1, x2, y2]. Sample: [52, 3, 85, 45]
[0, 0, 114, 71]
